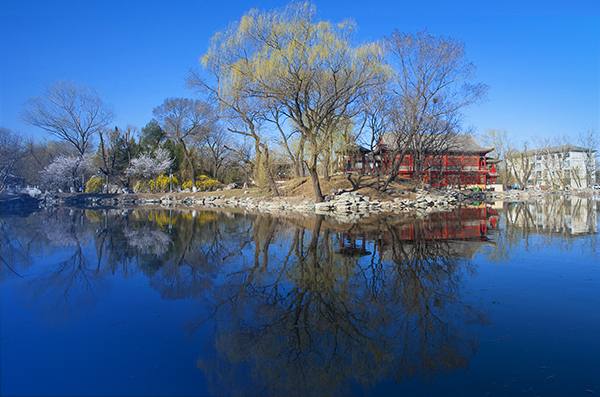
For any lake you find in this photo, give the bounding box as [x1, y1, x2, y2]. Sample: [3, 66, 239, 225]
[1, 197, 598, 396]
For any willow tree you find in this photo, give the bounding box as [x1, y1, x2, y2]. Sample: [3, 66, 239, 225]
[197, 2, 387, 202]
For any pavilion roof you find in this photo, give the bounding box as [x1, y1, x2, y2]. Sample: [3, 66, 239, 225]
[379, 133, 494, 154]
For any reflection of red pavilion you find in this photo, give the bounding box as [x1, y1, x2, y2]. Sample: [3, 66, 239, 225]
[338, 206, 499, 259]
[394, 206, 498, 241]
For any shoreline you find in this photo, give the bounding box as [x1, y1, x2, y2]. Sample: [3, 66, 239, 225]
[3, 186, 597, 223]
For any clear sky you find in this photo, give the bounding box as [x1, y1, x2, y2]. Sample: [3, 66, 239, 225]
[1, 0, 599, 146]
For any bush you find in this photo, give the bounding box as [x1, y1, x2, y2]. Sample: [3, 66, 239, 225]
[181, 175, 219, 191]
[223, 168, 244, 185]
[155, 174, 173, 192]
[198, 175, 219, 191]
[85, 176, 102, 193]
[132, 174, 178, 193]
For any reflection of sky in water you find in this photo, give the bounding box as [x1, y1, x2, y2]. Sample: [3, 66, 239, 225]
[1, 204, 598, 396]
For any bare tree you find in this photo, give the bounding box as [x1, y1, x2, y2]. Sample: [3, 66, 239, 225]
[187, 71, 281, 196]
[0, 127, 26, 192]
[578, 127, 599, 187]
[480, 129, 515, 189]
[381, 30, 488, 190]
[531, 135, 581, 190]
[153, 98, 216, 187]
[201, 126, 231, 181]
[506, 142, 535, 190]
[21, 80, 115, 156]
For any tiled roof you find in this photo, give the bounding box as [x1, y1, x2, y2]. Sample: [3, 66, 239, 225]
[380, 133, 494, 153]
[522, 144, 595, 156]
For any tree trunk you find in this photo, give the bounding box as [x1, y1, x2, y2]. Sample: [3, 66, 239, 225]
[381, 152, 407, 191]
[292, 160, 302, 179]
[308, 154, 324, 202]
[180, 140, 196, 188]
[267, 169, 280, 197]
[260, 144, 279, 197]
[323, 151, 330, 182]
[187, 155, 196, 188]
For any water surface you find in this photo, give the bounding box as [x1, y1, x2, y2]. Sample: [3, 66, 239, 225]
[1, 197, 598, 396]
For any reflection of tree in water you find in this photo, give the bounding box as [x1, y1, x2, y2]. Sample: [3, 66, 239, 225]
[4, 208, 173, 324]
[2, 206, 493, 388]
[1, 208, 91, 281]
[380, 220, 489, 382]
[1, 216, 35, 280]
[188, 215, 490, 396]
[2, 208, 252, 323]
[124, 227, 171, 255]
[19, 209, 109, 325]
[146, 211, 252, 301]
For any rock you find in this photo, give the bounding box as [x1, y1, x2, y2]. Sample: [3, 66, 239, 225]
[160, 195, 176, 204]
[315, 202, 334, 212]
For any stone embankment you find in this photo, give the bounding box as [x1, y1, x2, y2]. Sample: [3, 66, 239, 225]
[8, 186, 597, 223]
[35, 188, 489, 222]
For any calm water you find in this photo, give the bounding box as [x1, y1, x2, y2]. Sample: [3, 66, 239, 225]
[1, 197, 599, 396]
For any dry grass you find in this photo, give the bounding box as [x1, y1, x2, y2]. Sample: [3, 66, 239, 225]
[279, 173, 419, 201]
[53, 173, 419, 203]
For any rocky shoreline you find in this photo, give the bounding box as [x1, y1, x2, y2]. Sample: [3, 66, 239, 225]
[4, 186, 597, 223]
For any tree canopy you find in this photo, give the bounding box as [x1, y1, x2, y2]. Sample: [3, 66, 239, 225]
[200, 1, 388, 201]
[21, 80, 115, 157]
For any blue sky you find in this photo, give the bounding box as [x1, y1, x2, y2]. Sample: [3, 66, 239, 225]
[1, 0, 599, 146]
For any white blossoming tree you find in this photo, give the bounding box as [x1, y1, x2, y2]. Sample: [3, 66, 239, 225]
[125, 148, 173, 179]
[41, 155, 92, 191]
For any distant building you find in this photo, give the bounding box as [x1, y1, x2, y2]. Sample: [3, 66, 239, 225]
[522, 145, 596, 189]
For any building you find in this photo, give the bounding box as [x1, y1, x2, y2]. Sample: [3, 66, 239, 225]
[522, 145, 596, 189]
[370, 133, 499, 187]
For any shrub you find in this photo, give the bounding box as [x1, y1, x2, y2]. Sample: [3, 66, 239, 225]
[155, 174, 170, 192]
[131, 174, 178, 193]
[181, 176, 219, 191]
[197, 175, 219, 191]
[85, 176, 102, 193]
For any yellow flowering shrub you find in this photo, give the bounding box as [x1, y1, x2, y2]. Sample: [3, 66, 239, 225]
[182, 175, 218, 191]
[155, 174, 171, 192]
[85, 176, 102, 193]
[85, 210, 102, 222]
[133, 175, 178, 193]
[197, 175, 219, 191]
